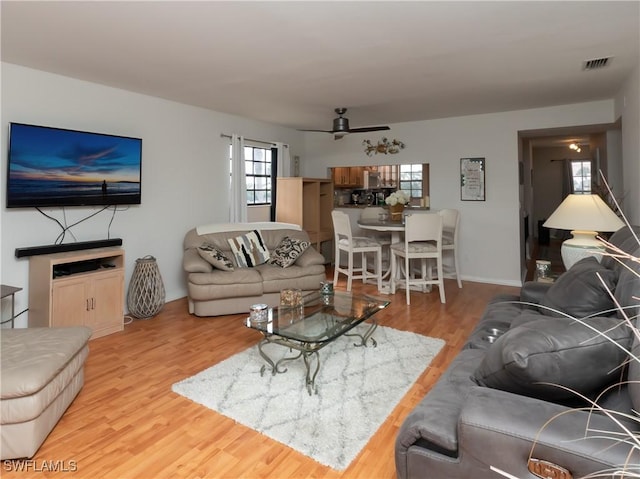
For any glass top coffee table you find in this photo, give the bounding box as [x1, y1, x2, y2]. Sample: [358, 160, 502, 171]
[245, 291, 390, 395]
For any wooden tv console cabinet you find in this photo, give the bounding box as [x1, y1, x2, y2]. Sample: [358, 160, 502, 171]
[28, 247, 125, 339]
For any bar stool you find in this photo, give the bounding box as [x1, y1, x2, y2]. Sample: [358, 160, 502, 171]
[439, 209, 462, 288]
[332, 210, 383, 292]
[390, 213, 445, 304]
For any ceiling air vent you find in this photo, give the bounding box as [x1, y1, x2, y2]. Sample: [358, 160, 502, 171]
[583, 57, 611, 70]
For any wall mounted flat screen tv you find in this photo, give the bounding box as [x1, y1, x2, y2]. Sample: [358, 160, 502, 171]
[6, 122, 142, 208]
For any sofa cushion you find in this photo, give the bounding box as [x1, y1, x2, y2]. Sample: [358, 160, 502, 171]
[613, 246, 640, 320]
[256, 263, 327, 293]
[473, 316, 631, 402]
[269, 236, 310, 268]
[228, 230, 270, 267]
[539, 257, 618, 318]
[292, 246, 326, 268]
[187, 268, 263, 300]
[520, 281, 553, 305]
[1, 327, 92, 400]
[197, 243, 235, 271]
[183, 248, 213, 273]
[628, 336, 640, 412]
[600, 225, 640, 272]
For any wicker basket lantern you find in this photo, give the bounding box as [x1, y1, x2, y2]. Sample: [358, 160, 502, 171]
[127, 255, 165, 319]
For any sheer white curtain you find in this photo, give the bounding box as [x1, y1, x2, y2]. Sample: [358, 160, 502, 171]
[229, 134, 247, 223]
[274, 142, 291, 177]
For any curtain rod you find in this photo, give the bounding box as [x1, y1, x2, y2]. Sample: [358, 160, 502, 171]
[220, 133, 288, 148]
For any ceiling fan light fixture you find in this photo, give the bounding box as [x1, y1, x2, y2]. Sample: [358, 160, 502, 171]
[333, 116, 350, 132]
[297, 107, 390, 140]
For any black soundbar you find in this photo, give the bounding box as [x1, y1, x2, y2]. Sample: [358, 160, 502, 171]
[15, 239, 123, 258]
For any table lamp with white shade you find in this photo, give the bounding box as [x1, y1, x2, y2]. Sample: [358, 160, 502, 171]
[543, 194, 624, 270]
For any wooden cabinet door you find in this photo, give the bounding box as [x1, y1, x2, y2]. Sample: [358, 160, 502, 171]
[332, 167, 350, 186]
[90, 271, 124, 333]
[349, 167, 364, 187]
[29, 247, 125, 339]
[52, 278, 90, 328]
[331, 168, 339, 185]
[51, 270, 123, 336]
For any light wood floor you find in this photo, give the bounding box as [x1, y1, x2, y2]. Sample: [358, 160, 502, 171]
[3, 273, 519, 479]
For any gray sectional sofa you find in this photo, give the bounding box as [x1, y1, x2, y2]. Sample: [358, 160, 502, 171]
[396, 225, 640, 479]
[183, 223, 327, 316]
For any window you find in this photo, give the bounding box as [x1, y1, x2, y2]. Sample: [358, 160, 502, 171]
[571, 160, 591, 194]
[244, 146, 272, 205]
[399, 163, 423, 199]
[229, 144, 273, 205]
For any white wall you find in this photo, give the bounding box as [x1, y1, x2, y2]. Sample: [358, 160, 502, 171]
[606, 129, 623, 200]
[0, 63, 304, 327]
[301, 101, 619, 286]
[2, 62, 637, 327]
[615, 64, 640, 225]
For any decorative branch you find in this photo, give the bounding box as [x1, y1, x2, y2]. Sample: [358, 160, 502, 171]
[363, 137, 405, 156]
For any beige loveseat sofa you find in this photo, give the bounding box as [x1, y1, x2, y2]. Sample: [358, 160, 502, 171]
[1, 326, 92, 459]
[183, 222, 327, 316]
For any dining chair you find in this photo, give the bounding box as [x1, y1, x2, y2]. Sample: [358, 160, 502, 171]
[359, 206, 392, 265]
[390, 213, 445, 304]
[332, 210, 383, 292]
[438, 208, 462, 288]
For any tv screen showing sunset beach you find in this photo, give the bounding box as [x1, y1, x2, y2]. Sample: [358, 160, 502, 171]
[7, 123, 142, 208]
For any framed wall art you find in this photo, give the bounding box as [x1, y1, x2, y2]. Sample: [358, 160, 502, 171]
[460, 157, 485, 201]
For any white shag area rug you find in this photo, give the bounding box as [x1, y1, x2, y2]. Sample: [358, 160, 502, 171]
[171, 324, 445, 471]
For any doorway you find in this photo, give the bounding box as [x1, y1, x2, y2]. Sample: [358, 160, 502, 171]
[518, 121, 623, 281]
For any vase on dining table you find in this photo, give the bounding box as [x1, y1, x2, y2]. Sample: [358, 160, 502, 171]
[389, 203, 405, 222]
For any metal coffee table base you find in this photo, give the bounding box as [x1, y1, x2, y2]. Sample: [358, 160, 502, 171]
[257, 321, 378, 395]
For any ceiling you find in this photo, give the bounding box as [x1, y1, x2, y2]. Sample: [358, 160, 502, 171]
[1, 1, 639, 133]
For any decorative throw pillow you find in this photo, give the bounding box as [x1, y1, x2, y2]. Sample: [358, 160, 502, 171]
[227, 230, 270, 268]
[197, 243, 234, 271]
[539, 257, 618, 318]
[269, 236, 310, 268]
[472, 316, 631, 402]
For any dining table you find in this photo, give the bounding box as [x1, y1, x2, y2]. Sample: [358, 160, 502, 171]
[357, 218, 405, 293]
[357, 218, 405, 244]
[357, 208, 440, 242]
[357, 212, 440, 294]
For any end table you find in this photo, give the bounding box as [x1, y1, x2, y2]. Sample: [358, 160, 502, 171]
[1, 285, 23, 328]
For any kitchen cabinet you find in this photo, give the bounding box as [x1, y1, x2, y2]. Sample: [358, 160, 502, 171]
[332, 167, 365, 187]
[332, 167, 351, 186]
[348, 167, 365, 187]
[28, 247, 125, 339]
[330, 164, 417, 190]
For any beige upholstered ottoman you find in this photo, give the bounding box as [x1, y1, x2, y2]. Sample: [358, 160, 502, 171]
[1, 326, 92, 459]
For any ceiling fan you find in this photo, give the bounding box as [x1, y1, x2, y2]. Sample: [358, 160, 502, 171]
[299, 108, 390, 140]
